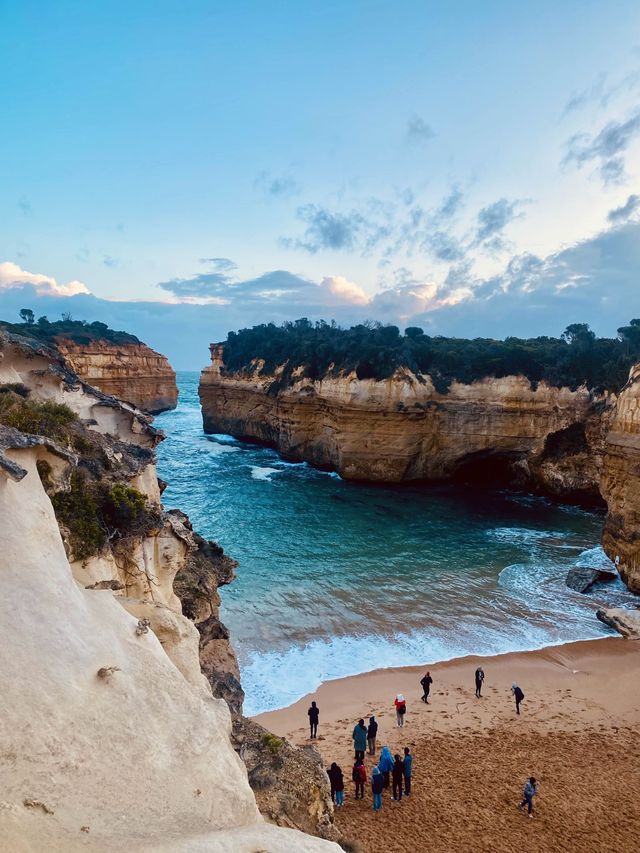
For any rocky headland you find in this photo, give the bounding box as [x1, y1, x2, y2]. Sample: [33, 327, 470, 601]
[0, 329, 339, 852]
[199, 325, 640, 596]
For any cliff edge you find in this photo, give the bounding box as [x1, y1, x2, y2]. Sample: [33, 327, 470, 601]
[0, 330, 339, 853]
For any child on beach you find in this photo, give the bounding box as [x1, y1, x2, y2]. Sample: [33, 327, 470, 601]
[475, 667, 485, 698]
[371, 765, 384, 811]
[329, 762, 344, 807]
[391, 754, 404, 801]
[378, 746, 394, 788]
[367, 715, 378, 755]
[352, 758, 367, 800]
[394, 693, 407, 726]
[512, 683, 525, 714]
[403, 746, 412, 796]
[518, 777, 537, 817]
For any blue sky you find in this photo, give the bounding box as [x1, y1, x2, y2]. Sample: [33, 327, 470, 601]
[1, 1, 640, 367]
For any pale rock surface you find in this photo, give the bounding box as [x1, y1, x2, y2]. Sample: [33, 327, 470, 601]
[596, 607, 640, 639]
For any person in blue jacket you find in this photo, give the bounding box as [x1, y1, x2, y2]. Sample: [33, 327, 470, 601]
[518, 777, 537, 817]
[352, 718, 368, 760]
[378, 745, 395, 788]
[371, 765, 384, 811]
[403, 746, 413, 796]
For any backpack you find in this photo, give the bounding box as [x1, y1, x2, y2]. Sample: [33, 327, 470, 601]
[358, 764, 367, 783]
[515, 687, 524, 701]
[398, 702, 406, 715]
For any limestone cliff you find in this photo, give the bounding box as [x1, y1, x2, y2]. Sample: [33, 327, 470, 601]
[601, 364, 640, 593]
[199, 344, 610, 497]
[0, 331, 338, 853]
[56, 338, 178, 414]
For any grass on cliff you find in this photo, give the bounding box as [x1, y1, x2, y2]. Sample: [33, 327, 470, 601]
[52, 472, 162, 561]
[0, 388, 78, 443]
[221, 318, 640, 393]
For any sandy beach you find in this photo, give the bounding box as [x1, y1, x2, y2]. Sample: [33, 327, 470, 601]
[256, 636, 640, 852]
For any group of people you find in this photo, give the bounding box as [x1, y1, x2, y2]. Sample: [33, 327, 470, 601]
[328, 743, 413, 811]
[308, 666, 535, 819]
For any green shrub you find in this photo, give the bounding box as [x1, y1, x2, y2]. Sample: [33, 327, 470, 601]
[0, 396, 77, 443]
[261, 732, 283, 755]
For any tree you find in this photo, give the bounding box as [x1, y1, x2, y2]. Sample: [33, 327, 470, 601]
[19, 308, 34, 325]
[562, 323, 595, 345]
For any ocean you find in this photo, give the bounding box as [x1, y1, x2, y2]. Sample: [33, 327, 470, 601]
[155, 372, 635, 715]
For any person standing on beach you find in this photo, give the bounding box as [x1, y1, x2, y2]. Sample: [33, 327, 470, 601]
[352, 758, 367, 800]
[394, 693, 407, 727]
[352, 718, 368, 760]
[308, 701, 319, 738]
[378, 745, 394, 788]
[518, 777, 537, 817]
[403, 747, 413, 796]
[391, 754, 404, 801]
[371, 765, 384, 812]
[511, 683, 525, 714]
[475, 667, 485, 698]
[328, 762, 344, 807]
[367, 715, 378, 755]
[420, 671, 433, 703]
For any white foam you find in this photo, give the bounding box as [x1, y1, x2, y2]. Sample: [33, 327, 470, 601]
[250, 466, 281, 481]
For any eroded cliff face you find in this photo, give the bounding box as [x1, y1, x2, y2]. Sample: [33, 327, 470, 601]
[199, 345, 610, 497]
[0, 331, 339, 853]
[601, 364, 640, 593]
[56, 338, 178, 414]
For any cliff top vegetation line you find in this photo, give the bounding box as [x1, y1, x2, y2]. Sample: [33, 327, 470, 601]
[0, 311, 141, 346]
[220, 318, 640, 393]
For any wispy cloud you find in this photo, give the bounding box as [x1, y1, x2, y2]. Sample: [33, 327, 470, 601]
[607, 194, 640, 222]
[254, 171, 301, 200]
[475, 198, 523, 248]
[407, 115, 435, 145]
[563, 112, 640, 184]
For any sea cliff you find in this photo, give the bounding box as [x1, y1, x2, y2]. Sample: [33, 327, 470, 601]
[56, 338, 179, 414]
[0, 330, 339, 852]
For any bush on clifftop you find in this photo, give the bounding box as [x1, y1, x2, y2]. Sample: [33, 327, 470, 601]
[0, 315, 140, 347]
[220, 318, 640, 393]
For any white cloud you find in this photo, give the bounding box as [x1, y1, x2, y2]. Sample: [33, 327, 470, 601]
[0, 261, 90, 297]
[320, 275, 369, 306]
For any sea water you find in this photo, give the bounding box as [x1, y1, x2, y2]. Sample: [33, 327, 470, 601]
[156, 373, 636, 715]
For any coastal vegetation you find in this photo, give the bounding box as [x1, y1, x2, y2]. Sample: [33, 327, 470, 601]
[1, 312, 140, 346]
[221, 318, 640, 393]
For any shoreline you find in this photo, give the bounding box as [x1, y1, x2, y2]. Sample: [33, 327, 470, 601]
[254, 634, 640, 736]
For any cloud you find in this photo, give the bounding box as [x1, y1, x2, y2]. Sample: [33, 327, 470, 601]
[17, 197, 32, 215]
[563, 112, 640, 184]
[102, 255, 119, 269]
[607, 194, 640, 222]
[157, 271, 234, 302]
[254, 171, 300, 200]
[475, 198, 522, 245]
[437, 187, 464, 219]
[407, 115, 435, 145]
[198, 257, 238, 272]
[283, 204, 390, 254]
[0, 261, 89, 297]
[320, 276, 369, 306]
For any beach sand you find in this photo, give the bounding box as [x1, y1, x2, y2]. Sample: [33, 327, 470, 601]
[255, 637, 640, 852]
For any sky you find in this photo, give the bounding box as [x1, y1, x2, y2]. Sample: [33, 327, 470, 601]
[1, 0, 640, 368]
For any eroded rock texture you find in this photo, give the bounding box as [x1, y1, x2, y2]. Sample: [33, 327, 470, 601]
[57, 338, 178, 414]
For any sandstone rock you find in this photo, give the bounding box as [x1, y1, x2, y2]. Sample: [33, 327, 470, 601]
[596, 607, 640, 639]
[56, 338, 178, 414]
[566, 567, 617, 593]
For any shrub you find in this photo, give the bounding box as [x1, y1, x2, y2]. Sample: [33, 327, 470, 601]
[0, 397, 78, 443]
[261, 732, 283, 755]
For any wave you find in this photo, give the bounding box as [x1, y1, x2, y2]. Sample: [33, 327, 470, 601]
[250, 466, 282, 481]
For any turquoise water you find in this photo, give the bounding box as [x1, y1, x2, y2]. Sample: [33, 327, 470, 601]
[156, 373, 635, 715]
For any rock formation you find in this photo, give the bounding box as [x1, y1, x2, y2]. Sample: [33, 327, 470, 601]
[56, 338, 178, 414]
[0, 330, 338, 853]
[199, 344, 611, 496]
[596, 607, 640, 639]
[601, 364, 640, 593]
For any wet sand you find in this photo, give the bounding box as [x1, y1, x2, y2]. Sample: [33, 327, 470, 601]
[255, 637, 640, 852]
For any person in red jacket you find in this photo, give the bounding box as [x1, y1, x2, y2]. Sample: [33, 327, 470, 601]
[352, 758, 367, 800]
[394, 693, 407, 727]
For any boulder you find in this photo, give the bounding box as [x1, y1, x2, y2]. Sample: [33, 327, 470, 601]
[596, 607, 640, 639]
[566, 566, 617, 593]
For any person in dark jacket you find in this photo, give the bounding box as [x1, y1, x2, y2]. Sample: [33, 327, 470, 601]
[391, 754, 404, 801]
[511, 683, 524, 714]
[352, 718, 368, 760]
[475, 667, 485, 698]
[403, 746, 413, 796]
[378, 746, 394, 788]
[367, 715, 378, 755]
[371, 765, 384, 811]
[518, 777, 537, 817]
[308, 701, 319, 738]
[328, 762, 345, 806]
[420, 671, 433, 703]
[352, 758, 367, 799]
